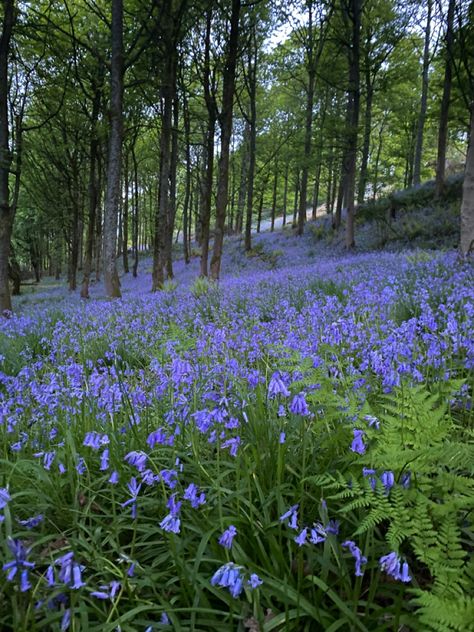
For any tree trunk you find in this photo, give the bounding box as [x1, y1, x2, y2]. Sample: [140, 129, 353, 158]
[122, 151, 129, 273]
[282, 163, 289, 226]
[210, 0, 241, 280]
[236, 121, 249, 234]
[460, 102, 474, 257]
[165, 93, 179, 279]
[343, 0, 361, 249]
[182, 88, 192, 264]
[81, 70, 103, 299]
[132, 143, 139, 277]
[413, 0, 432, 186]
[435, 0, 455, 198]
[152, 47, 174, 290]
[0, 0, 15, 315]
[199, 9, 217, 277]
[271, 164, 278, 231]
[357, 69, 373, 203]
[103, 0, 123, 298]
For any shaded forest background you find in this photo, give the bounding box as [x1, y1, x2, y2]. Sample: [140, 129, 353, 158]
[0, 0, 473, 311]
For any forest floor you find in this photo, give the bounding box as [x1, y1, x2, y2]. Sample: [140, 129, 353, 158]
[1, 193, 472, 631]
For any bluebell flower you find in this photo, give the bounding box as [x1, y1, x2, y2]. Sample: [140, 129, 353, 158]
[294, 527, 307, 546]
[83, 432, 109, 450]
[124, 450, 147, 472]
[400, 472, 411, 488]
[280, 504, 299, 530]
[160, 612, 170, 625]
[309, 524, 326, 544]
[222, 436, 241, 457]
[362, 467, 377, 490]
[289, 392, 310, 416]
[380, 471, 395, 492]
[219, 525, 237, 549]
[268, 372, 290, 398]
[379, 552, 411, 582]
[342, 540, 367, 576]
[3, 538, 35, 591]
[61, 608, 71, 631]
[121, 477, 141, 519]
[211, 562, 244, 598]
[18, 514, 43, 529]
[279, 431, 286, 444]
[100, 449, 109, 471]
[247, 573, 263, 588]
[183, 483, 206, 508]
[109, 471, 119, 484]
[0, 487, 10, 509]
[351, 429, 366, 454]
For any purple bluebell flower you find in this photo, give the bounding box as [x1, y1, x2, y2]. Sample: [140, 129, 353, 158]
[109, 470, 119, 484]
[248, 573, 263, 588]
[211, 562, 244, 598]
[3, 539, 35, 591]
[342, 540, 367, 576]
[221, 436, 241, 457]
[268, 372, 290, 398]
[124, 450, 147, 472]
[310, 524, 326, 544]
[219, 525, 237, 549]
[294, 527, 308, 546]
[61, 608, 71, 631]
[83, 432, 109, 450]
[183, 483, 206, 508]
[379, 552, 411, 582]
[380, 471, 395, 492]
[362, 467, 377, 490]
[18, 514, 43, 529]
[280, 504, 299, 530]
[121, 477, 141, 519]
[400, 472, 411, 488]
[0, 487, 10, 509]
[100, 449, 109, 471]
[351, 429, 366, 454]
[289, 392, 310, 416]
[279, 432, 286, 444]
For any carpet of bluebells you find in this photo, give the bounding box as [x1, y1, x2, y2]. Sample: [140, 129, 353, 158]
[0, 236, 473, 631]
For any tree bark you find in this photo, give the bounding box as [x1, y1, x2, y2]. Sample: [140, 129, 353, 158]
[81, 67, 103, 299]
[460, 102, 474, 257]
[199, 9, 217, 277]
[122, 151, 129, 273]
[435, 0, 455, 198]
[210, 0, 241, 280]
[271, 163, 278, 231]
[103, 0, 123, 297]
[343, 0, 361, 249]
[0, 0, 15, 315]
[131, 143, 139, 277]
[413, 0, 432, 186]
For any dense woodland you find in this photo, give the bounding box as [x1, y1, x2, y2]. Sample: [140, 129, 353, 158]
[0, 0, 474, 313]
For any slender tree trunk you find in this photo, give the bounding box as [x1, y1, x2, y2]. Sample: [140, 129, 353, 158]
[271, 164, 278, 231]
[460, 102, 474, 257]
[165, 94, 179, 279]
[282, 163, 289, 226]
[122, 151, 129, 273]
[334, 161, 345, 229]
[236, 121, 249, 234]
[210, 0, 241, 280]
[357, 66, 373, 203]
[0, 0, 15, 315]
[132, 143, 139, 277]
[81, 73, 102, 299]
[293, 171, 299, 226]
[182, 89, 192, 264]
[413, 0, 432, 186]
[103, 0, 123, 297]
[343, 0, 361, 249]
[435, 0, 455, 198]
[152, 46, 174, 290]
[199, 10, 217, 277]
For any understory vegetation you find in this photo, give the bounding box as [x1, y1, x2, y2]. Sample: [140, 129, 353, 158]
[1, 249, 473, 631]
